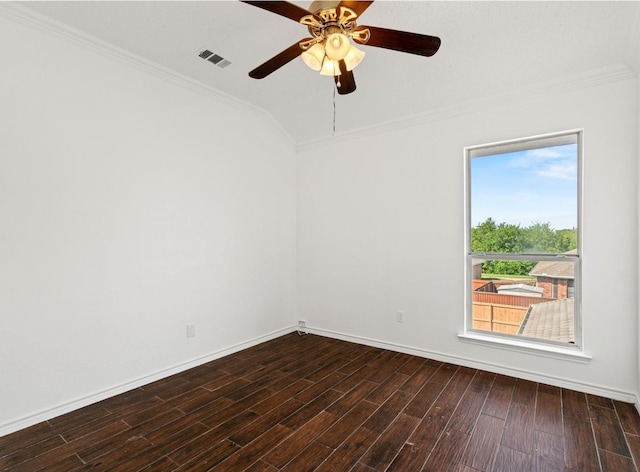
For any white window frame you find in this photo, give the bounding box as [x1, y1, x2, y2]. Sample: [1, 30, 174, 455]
[459, 130, 589, 362]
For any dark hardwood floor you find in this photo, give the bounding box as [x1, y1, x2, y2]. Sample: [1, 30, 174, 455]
[2, 333, 640, 471]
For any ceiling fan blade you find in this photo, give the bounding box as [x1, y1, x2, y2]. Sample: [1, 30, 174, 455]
[338, 1, 374, 18]
[354, 25, 441, 57]
[334, 60, 356, 95]
[240, 1, 319, 23]
[249, 39, 309, 79]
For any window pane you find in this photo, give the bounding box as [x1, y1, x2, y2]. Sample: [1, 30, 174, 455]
[466, 131, 581, 348]
[471, 257, 576, 345]
[470, 143, 578, 254]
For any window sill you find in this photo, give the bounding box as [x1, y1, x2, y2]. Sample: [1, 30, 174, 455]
[458, 332, 592, 364]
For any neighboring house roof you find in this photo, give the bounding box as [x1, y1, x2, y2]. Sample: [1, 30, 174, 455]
[497, 284, 544, 297]
[529, 249, 577, 279]
[518, 298, 575, 343]
[473, 280, 492, 291]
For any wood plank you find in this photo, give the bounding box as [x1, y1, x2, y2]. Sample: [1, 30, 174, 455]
[314, 426, 378, 472]
[429, 363, 460, 385]
[446, 391, 487, 436]
[173, 439, 239, 472]
[209, 424, 291, 472]
[625, 433, 640, 470]
[533, 430, 564, 472]
[598, 448, 636, 472]
[0, 421, 55, 456]
[399, 362, 440, 394]
[316, 400, 378, 449]
[562, 388, 590, 420]
[482, 375, 515, 420]
[367, 352, 415, 383]
[387, 402, 456, 471]
[280, 389, 342, 430]
[294, 371, 346, 403]
[244, 460, 278, 472]
[588, 394, 615, 409]
[361, 390, 414, 435]
[366, 371, 411, 405]
[360, 412, 420, 470]
[615, 401, 640, 435]
[263, 411, 335, 468]
[535, 391, 563, 437]
[278, 440, 334, 472]
[325, 380, 379, 417]
[590, 404, 631, 457]
[250, 378, 313, 415]
[511, 378, 537, 404]
[228, 398, 303, 446]
[563, 417, 600, 471]
[501, 401, 535, 454]
[492, 445, 531, 472]
[403, 381, 446, 419]
[173, 410, 260, 461]
[199, 389, 271, 429]
[422, 427, 470, 472]
[460, 413, 504, 470]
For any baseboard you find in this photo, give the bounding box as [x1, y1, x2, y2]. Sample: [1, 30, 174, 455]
[4, 324, 636, 437]
[307, 327, 639, 404]
[0, 326, 297, 438]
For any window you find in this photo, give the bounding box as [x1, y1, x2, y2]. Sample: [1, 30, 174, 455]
[464, 130, 581, 350]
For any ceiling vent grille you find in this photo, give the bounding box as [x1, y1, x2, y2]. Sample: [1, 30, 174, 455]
[198, 50, 231, 69]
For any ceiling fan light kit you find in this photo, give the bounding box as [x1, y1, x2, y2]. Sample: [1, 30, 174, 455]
[325, 32, 350, 60]
[241, 0, 441, 94]
[301, 43, 325, 71]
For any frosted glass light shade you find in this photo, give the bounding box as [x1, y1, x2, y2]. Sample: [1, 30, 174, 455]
[301, 43, 325, 71]
[324, 33, 350, 61]
[320, 59, 341, 76]
[343, 45, 365, 71]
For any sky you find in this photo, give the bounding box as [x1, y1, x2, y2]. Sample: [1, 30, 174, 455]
[470, 143, 578, 230]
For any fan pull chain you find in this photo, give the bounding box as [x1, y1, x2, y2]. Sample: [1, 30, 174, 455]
[332, 85, 336, 136]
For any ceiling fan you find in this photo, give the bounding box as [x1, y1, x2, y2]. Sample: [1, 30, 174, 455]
[241, 0, 441, 95]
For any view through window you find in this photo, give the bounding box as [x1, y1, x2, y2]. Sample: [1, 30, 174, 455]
[466, 131, 581, 348]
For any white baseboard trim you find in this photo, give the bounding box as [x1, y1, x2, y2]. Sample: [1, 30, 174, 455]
[0, 326, 297, 438]
[3, 324, 636, 437]
[306, 327, 639, 404]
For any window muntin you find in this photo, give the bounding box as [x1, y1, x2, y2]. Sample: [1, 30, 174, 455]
[465, 131, 581, 349]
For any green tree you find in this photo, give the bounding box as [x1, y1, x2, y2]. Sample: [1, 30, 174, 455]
[523, 222, 557, 252]
[471, 218, 577, 277]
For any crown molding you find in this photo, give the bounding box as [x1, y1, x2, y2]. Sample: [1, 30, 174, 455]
[0, 2, 297, 152]
[296, 62, 637, 152]
[0, 2, 635, 155]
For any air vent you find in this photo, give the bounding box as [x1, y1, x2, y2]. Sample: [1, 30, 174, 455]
[198, 50, 231, 69]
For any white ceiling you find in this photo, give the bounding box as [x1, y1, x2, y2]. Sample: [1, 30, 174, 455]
[9, 1, 640, 145]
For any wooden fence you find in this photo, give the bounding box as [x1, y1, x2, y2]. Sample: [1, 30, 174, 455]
[472, 293, 555, 334]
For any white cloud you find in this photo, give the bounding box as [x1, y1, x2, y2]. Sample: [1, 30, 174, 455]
[535, 160, 577, 180]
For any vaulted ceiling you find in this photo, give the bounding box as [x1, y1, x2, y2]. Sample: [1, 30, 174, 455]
[7, 1, 640, 145]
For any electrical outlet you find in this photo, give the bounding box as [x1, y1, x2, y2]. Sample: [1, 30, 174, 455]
[298, 320, 306, 328]
[396, 311, 405, 323]
[187, 324, 196, 338]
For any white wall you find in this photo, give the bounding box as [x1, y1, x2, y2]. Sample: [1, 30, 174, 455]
[297, 76, 639, 400]
[0, 15, 296, 431]
[2, 5, 639, 436]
